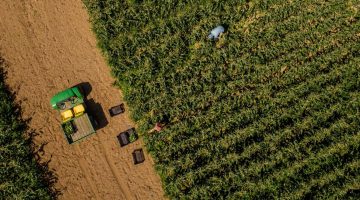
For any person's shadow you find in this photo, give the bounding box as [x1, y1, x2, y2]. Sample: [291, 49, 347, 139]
[72, 82, 108, 130]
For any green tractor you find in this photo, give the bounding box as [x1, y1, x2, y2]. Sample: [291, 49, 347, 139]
[50, 86, 97, 144]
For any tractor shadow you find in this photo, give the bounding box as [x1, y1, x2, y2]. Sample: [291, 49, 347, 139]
[73, 82, 108, 130]
[85, 98, 108, 130]
[72, 82, 92, 98]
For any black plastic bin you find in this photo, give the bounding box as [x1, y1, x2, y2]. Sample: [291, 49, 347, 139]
[132, 149, 145, 164]
[109, 104, 125, 117]
[117, 128, 138, 147]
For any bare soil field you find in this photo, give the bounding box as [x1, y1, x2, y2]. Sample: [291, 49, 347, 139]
[0, 0, 165, 199]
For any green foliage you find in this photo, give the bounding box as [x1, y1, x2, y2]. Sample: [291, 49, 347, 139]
[129, 132, 137, 143]
[83, 0, 360, 199]
[63, 121, 74, 136]
[0, 58, 52, 199]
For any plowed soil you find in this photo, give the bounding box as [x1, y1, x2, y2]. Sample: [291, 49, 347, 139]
[0, 0, 165, 199]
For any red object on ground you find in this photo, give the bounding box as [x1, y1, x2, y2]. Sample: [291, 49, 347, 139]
[154, 123, 162, 132]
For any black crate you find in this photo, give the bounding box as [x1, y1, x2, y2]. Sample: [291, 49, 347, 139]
[117, 128, 137, 147]
[117, 132, 130, 147]
[109, 104, 125, 117]
[132, 149, 145, 164]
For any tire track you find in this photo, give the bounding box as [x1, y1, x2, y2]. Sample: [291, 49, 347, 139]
[75, 145, 101, 200]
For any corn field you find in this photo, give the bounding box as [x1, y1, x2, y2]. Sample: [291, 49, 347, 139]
[0, 57, 52, 199]
[83, 0, 360, 199]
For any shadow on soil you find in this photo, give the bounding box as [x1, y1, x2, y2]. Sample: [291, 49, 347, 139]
[86, 98, 108, 130]
[73, 82, 108, 130]
[31, 136, 62, 198]
[0, 57, 61, 198]
[72, 82, 92, 98]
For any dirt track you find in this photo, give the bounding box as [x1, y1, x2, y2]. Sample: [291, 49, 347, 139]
[0, 0, 165, 199]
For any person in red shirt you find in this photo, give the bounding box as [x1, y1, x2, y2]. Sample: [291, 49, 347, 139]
[148, 122, 163, 133]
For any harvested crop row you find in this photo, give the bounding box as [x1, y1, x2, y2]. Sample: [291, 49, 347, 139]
[84, 0, 360, 199]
